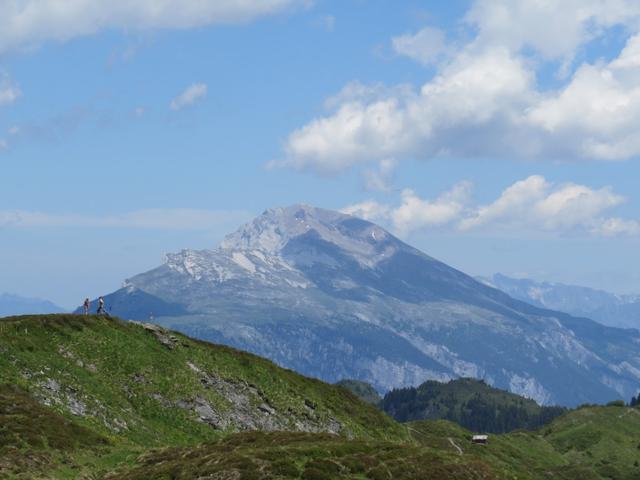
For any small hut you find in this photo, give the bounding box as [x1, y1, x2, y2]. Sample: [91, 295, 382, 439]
[471, 435, 488, 444]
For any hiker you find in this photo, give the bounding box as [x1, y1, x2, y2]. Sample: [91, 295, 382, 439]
[97, 296, 105, 315]
[83, 298, 90, 315]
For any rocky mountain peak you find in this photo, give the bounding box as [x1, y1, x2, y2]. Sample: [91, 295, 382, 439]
[219, 204, 396, 264]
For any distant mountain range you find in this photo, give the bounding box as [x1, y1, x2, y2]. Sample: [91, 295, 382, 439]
[0, 293, 64, 317]
[86, 205, 640, 407]
[477, 274, 640, 330]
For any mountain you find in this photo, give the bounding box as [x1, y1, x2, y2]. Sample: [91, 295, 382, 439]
[3, 314, 640, 479]
[91, 205, 640, 407]
[477, 274, 640, 330]
[0, 293, 64, 317]
[381, 377, 566, 433]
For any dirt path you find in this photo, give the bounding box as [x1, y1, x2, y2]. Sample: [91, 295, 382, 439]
[448, 437, 463, 456]
[406, 426, 464, 456]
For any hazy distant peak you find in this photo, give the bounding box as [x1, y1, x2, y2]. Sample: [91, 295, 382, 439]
[481, 273, 640, 329]
[0, 293, 65, 317]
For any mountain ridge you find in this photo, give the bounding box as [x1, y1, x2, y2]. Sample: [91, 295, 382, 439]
[478, 273, 640, 330]
[0, 293, 65, 317]
[87, 204, 640, 407]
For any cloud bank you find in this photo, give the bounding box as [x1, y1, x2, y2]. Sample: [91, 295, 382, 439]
[0, 0, 307, 53]
[0, 208, 251, 230]
[278, 0, 640, 174]
[342, 176, 640, 238]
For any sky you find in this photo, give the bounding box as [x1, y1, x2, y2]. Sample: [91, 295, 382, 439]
[1, 0, 640, 309]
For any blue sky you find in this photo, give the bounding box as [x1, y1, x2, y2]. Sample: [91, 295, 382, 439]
[1, 0, 640, 308]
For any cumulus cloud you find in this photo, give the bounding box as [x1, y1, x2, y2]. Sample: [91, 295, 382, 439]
[170, 83, 207, 110]
[279, 1, 640, 173]
[0, 208, 251, 230]
[466, 0, 640, 61]
[390, 183, 473, 236]
[459, 176, 625, 233]
[281, 46, 534, 172]
[342, 176, 639, 238]
[0, 72, 20, 106]
[0, 0, 307, 53]
[343, 181, 472, 236]
[392, 27, 447, 65]
[341, 200, 390, 223]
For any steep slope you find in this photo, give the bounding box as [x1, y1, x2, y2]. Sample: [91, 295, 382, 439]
[0, 315, 406, 443]
[478, 274, 640, 330]
[0, 314, 409, 478]
[93, 205, 640, 406]
[381, 378, 566, 433]
[0, 383, 108, 478]
[0, 293, 64, 317]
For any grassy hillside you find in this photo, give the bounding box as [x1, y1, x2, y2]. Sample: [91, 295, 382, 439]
[0, 314, 407, 478]
[2, 314, 640, 479]
[409, 405, 640, 480]
[335, 379, 381, 405]
[382, 377, 566, 433]
[100, 406, 640, 480]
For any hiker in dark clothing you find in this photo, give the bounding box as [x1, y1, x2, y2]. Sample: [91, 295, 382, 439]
[97, 296, 105, 315]
[83, 298, 90, 315]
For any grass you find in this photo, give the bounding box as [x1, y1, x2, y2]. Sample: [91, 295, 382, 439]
[2, 314, 640, 479]
[104, 431, 492, 480]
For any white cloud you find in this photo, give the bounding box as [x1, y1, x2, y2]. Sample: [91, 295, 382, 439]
[170, 83, 207, 110]
[0, 0, 307, 53]
[281, 46, 534, 172]
[391, 183, 472, 236]
[459, 176, 624, 233]
[594, 217, 640, 236]
[363, 158, 397, 192]
[343, 176, 639, 238]
[0, 73, 21, 106]
[341, 200, 390, 222]
[279, 1, 640, 173]
[466, 0, 640, 61]
[343, 181, 472, 236]
[392, 27, 447, 65]
[0, 208, 251, 230]
[526, 39, 640, 160]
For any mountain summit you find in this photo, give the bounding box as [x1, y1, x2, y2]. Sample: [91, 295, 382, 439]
[95, 205, 640, 406]
[221, 205, 390, 255]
